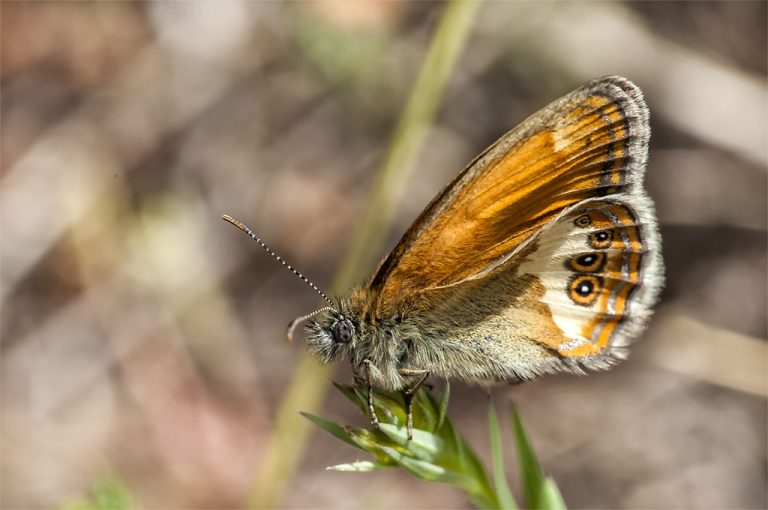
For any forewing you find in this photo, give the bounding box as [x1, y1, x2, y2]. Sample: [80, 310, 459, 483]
[369, 76, 651, 314]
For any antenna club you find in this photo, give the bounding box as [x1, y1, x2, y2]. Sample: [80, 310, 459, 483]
[222, 215, 243, 229]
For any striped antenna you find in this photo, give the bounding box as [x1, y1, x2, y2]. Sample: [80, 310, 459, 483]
[222, 215, 335, 308]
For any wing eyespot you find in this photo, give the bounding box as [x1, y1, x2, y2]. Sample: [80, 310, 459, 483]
[574, 214, 592, 228]
[568, 274, 602, 306]
[588, 229, 613, 249]
[567, 252, 606, 273]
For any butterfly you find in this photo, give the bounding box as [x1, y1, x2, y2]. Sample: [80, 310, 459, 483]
[225, 75, 663, 439]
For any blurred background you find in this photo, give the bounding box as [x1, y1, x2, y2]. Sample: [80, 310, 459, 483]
[2, 1, 765, 508]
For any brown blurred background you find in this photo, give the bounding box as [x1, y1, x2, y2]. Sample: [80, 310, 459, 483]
[2, 1, 766, 509]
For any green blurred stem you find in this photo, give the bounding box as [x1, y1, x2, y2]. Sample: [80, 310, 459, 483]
[246, 1, 483, 508]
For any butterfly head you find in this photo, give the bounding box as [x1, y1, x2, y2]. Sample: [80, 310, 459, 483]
[305, 305, 358, 363]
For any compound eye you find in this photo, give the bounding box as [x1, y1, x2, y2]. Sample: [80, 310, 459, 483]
[333, 319, 354, 344]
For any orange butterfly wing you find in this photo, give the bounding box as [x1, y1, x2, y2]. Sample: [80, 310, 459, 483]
[368, 76, 650, 314]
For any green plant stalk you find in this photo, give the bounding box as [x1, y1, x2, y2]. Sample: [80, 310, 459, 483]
[489, 403, 518, 510]
[310, 383, 500, 507]
[306, 384, 567, 509]
[246, 1, 483, 508]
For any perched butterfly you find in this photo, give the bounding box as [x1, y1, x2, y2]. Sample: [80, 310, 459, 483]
[225, 76, 663, 438]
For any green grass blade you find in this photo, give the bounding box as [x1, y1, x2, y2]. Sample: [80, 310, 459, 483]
[377, 423, 443, 460]
[511, 407, 546, 508]
[437, 382, 451, 430]
[327, 460, 393, 472]
[345, 427, 406, 464]
[379, 445, 496, 510]
[413, 389, 439, 431]
[488, 402, 518, 510]
[538, 477, 568, 510]
[301, 412, 362, 451]
[440, 417, 498, 507]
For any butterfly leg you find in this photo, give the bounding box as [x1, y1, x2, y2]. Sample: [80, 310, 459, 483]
[399, 368, 429, 440]
[362, 359, 379, 429]
[351, 357, 366, 387]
